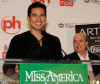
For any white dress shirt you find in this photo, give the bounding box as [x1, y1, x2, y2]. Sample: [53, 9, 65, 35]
[77, 51, 94, 81]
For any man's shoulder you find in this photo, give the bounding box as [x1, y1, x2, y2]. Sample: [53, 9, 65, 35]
[45, 33, 60, 42]
[46, 33, 58, 39]
[88, 52, 100, 60]
[14, 31, 29, 37]
[68, 52, 77, 56]
[11, 31, 29, 43]
[63, 52, 75, 60]
[68, 51, 80, 60]
[13, 31, 29, 39]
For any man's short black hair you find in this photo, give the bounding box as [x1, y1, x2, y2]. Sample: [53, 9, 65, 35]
[27, 2, 46, 17]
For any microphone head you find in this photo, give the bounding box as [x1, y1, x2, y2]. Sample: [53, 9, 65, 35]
[41, 30, 46, 35]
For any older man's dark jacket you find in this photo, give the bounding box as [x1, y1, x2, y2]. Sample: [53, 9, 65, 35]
[64, 51, 100, 77]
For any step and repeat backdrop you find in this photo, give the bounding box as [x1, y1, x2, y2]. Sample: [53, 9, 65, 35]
[0, 0, 100, 58]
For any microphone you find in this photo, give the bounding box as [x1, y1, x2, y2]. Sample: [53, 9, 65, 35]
[61, 49, 67, 56]
[61, 49, 69, 60]
[41, 30, 68, 60]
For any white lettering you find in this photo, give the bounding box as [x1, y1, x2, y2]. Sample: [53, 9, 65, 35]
[25, 70, 84, 83]
[25, 71, 34, 81]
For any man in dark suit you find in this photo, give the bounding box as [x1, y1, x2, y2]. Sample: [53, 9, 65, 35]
[68, 33, 99, 60]
[65, 33, 100, 81]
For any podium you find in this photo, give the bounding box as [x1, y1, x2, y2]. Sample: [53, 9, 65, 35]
[0, 59, 100, 84]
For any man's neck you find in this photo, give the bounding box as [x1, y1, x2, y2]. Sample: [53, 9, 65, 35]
[78, 51, 87, 59]
[30, 29, 43, 41]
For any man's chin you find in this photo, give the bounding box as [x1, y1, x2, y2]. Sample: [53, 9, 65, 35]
[76, 50, 82, 53]
[32, 27, 43, 30]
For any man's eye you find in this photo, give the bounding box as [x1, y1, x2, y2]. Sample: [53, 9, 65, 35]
[41, 14, 45, 17]
[80, 40, 83, 42]
[32, 14, 37, 17]
[74, 40, 77, 43]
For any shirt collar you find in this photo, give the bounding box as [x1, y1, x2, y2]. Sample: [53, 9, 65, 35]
[77, 51, 90, 60]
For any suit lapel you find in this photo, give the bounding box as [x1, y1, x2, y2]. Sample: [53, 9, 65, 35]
[74, 52, 81, 60]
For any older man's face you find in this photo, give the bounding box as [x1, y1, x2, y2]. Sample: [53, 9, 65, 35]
[73, 33, 88, 54]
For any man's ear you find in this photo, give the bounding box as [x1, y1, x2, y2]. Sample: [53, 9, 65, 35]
[27, 16, 30, 22]
[86, 41, 88, 47]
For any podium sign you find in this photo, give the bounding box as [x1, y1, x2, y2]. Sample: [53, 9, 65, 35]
[20, 63, 88, 84]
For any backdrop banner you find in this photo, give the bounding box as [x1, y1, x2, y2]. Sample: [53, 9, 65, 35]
[1, 0, 100, 58]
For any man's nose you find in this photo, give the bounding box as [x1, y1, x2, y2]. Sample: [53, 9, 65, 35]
[77, 41, 80, 45]
[37, 16, 41, 21]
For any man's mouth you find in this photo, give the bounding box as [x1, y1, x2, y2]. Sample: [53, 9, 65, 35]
[77, 46, 81, 49]
[35, 22, 42, 26]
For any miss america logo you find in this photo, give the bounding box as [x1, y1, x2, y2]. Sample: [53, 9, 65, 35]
[25, 70, 83, 84]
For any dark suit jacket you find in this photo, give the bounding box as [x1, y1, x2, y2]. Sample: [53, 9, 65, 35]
[65, 51, 100, 77]
[68, 51, 99, 60]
